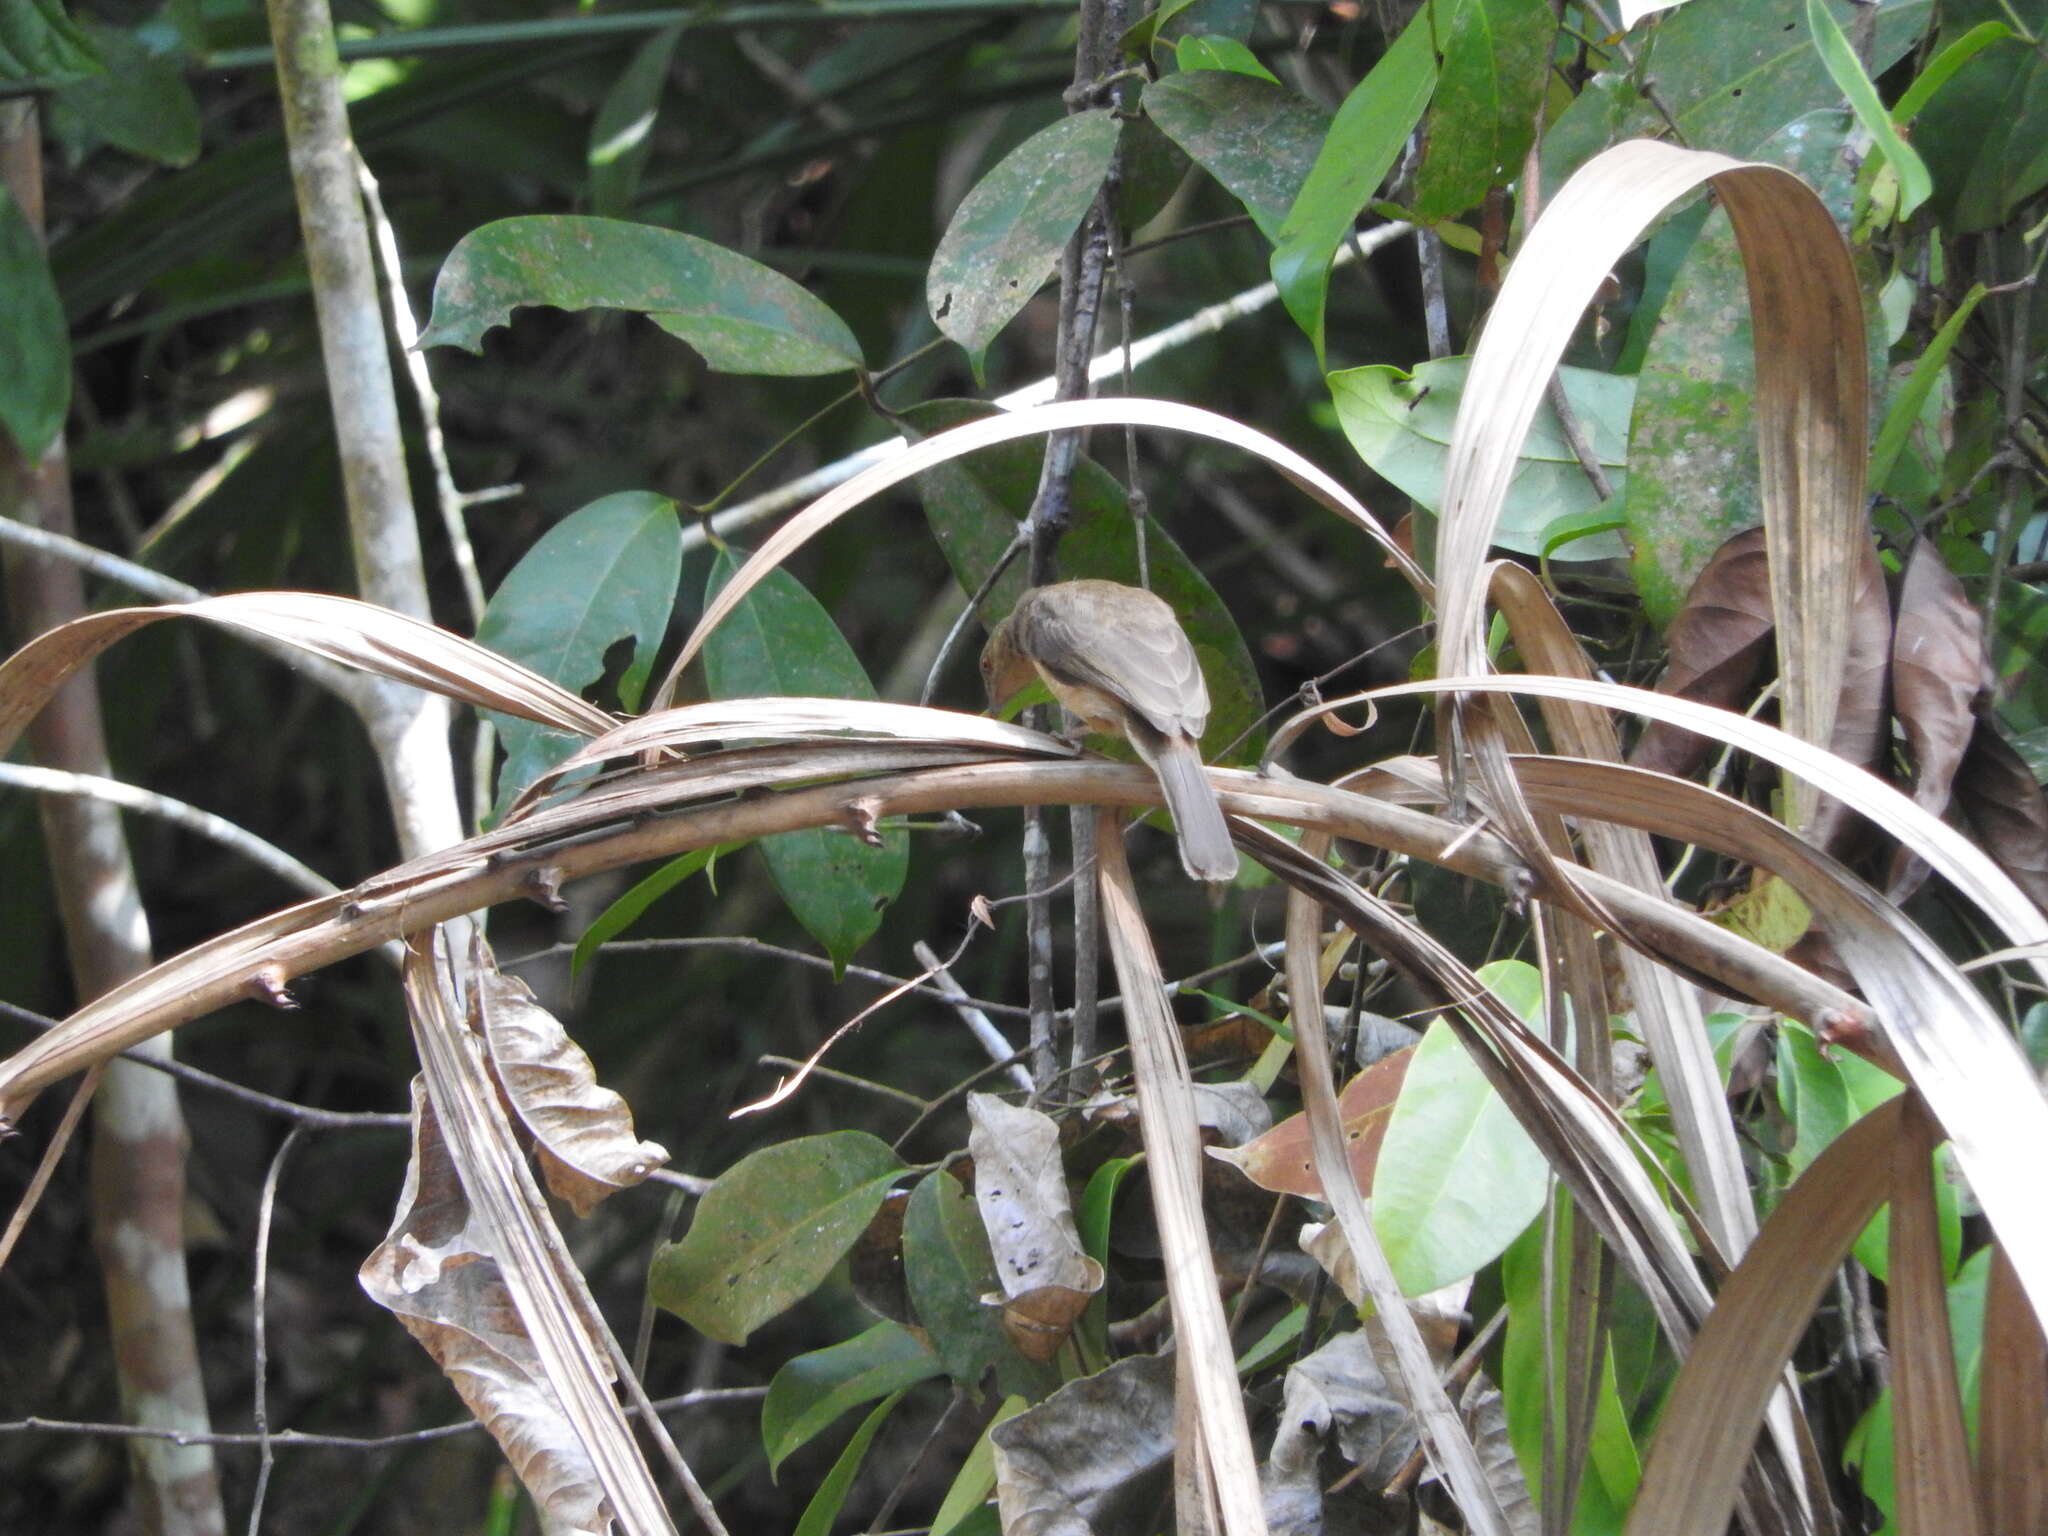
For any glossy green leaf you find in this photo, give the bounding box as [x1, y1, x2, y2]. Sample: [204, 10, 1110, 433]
[1328, 356, 1632, 561]
[1540, 0, 1933, 196]
[1145, 69, 1329, 241]
[926, 110, 1120, 372]
[421, 215, 863, 375]
[0, 0, 100, 85]
[1774, 1021, 1961, 1282]
[1076, 1155, 1138, 1361]
[477, 491, 681, 815]
[1806, 0, 1931, 218]
[570, 844, 744, 980]
[763, 1322, 942, 1476]
[651, 1131, 905, 1344]
[1373, 960, 1550, 1294]
[702, 549, 908, 970]
[588, 26, 681, 218]
[1891, 20, 2013, 125]
[902, 1169, 1007, 1388]
[1412, 0, 1554, 223]
[931, 1395, 1028, 1536]
[904, 399, 1265, 762]
[0, 186, 68, 461]
[1843, 1245, 1991, 1528]
[48, 21, 199, 168]
[1271, 1, 1438, 361]
[794, 1389, 909, 1536]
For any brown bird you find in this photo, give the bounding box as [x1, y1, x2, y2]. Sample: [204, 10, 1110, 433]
[981, 579, 1239, 882]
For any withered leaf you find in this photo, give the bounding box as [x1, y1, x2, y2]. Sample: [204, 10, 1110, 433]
[359, 1080, 613, 1535]
[967, 1094, 1103, 1364]
[1211, 1047, 1415, 1199]
[991, 1352, 1176, 1535]
[1263, 1329, 1415, 1525]
[1885, 540, 1987, 900]
[1632, 526, 1775, 778]
[1954, 723, 2048, 915]
[472, 952, 667, 1218]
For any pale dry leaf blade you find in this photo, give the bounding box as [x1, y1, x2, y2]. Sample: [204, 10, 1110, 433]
[991, 1351, 1178, 1535]
[1624, 1100, 1901, 1535]
[1978, 1247, 2048, 1531]
[656, 397, 1424, 707]
[474, 961, 668, 1218]
[1095, 820, 1270, 1536]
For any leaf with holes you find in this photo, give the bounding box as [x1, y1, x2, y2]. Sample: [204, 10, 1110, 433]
[926, 111, 1120, 372]
[477, 491, 681, 817]
[650, 1131, 905, 1344]
[421, 215, 863, 375]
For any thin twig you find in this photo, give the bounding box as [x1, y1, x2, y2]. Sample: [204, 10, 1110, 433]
[246, 1126, 304, 1536]
[912, 940, 1035, 1092]
[0, 1389, 767, 1451]
[0, 1064, 103, 1274]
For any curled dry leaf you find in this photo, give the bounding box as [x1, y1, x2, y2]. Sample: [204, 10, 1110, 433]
[1262, 1329, 1416, 1520]
[1210, 1046, 1414, 1199]
[966, 1093, 1104, 1363]
[359, 1081, 614, 1536]
[991, 1351, 1177, 1536]
[472, 958, 668, 1219]
[1954, 724, 2048, 915]
[1459, 1373, 1538, 1536]
[1631, 526, 1775, 778]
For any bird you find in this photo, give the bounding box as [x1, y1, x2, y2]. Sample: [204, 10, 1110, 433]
[980, 579, 1239, 882]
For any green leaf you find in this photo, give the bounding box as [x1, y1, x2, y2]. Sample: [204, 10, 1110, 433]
[1145, 70, 1330, 241]
[1539, 0, 1933, 196]
[1773, 1022, 1960, 1282]
[794, 1389, 910, 1536]
[902, 1169, 1007, 1388]
[651, 1131, 906, 1345]
[476, 491, 681, 815]
[0, 0, 101, 86]
[1173, 34, 1279, 82]
[48, 21, 199, 168]
[931, 1396, 1028, 1536]
[421, 215, 864, 376]
[1871, 283, 1986, 495]
[1075, 1155, 1138, 1361]
[1914, 0, 2048, 230]
[1890, 20, 2012, 126]
[702, 549, 908, 970]
[926, 110, 1121, 373]
[0, 186, 68, 461]
[588, 26, 682, 218]
[1271, 1, 1439, 362]
[763, 1323, 942, 1477]
[1373, 959, 1550, 1294]
[1411, 0, 1554, 223]
[903, 399, 1265, 763]
[1328, 356, 1632, 560]
[570, 844, 744, 980]
[1805, 0, 1932, 218]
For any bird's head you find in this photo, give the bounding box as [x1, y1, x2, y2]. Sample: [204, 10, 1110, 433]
[979, 615, 1037, 710]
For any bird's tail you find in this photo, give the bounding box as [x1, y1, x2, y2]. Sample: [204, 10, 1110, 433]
[1147, 736, 1239, 882]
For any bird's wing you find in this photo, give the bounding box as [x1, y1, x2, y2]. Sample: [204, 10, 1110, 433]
[1019, 584, 1210, 740]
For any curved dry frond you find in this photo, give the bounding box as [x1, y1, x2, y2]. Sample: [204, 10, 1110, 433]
[0, 591, 616, 758]
[654, 396, 1424, 707]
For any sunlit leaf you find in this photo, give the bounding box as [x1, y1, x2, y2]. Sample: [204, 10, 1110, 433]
[1412, 0, 1554, 222]
[1271, 2, 1437, 361]
[1330, 357, 1631, 560]
[421, 215, 864, 375]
